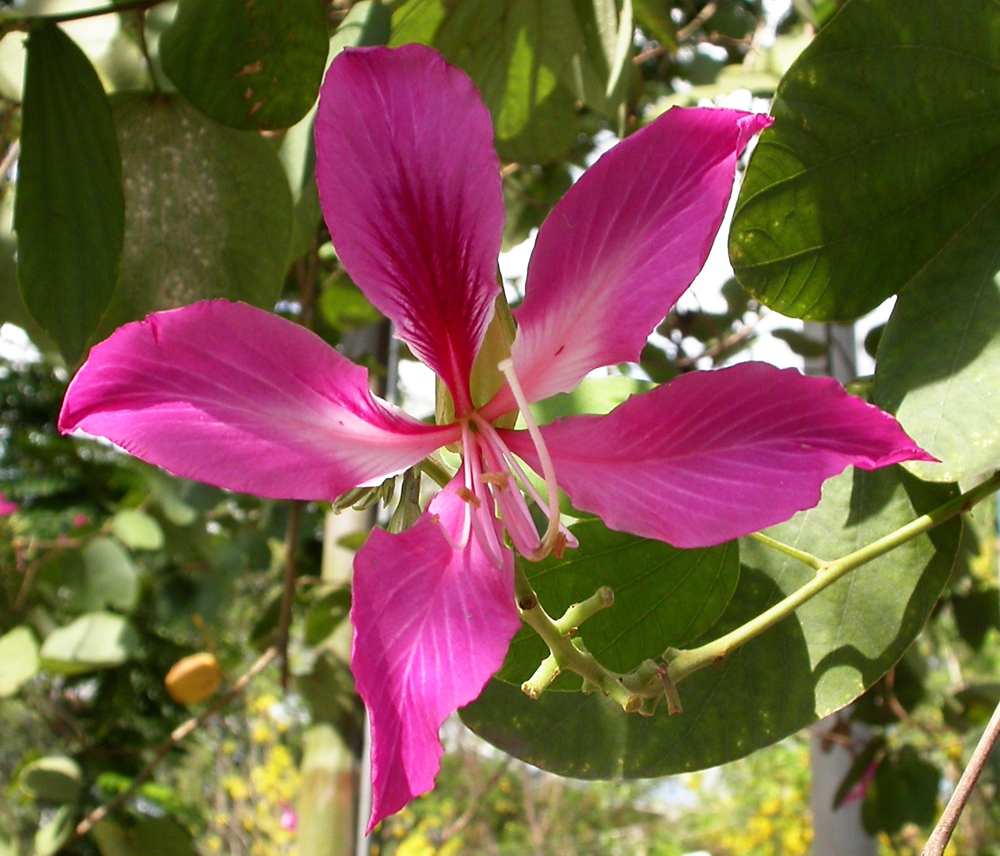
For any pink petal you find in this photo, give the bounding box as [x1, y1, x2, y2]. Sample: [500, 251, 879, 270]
[351, 479, 521, 831]
[503, 363, 933, 549]
[488, 108, 771, 416]
[315, 45, 504, 413]
[59, 301, 456, 500]
[0, 493, 18, 515]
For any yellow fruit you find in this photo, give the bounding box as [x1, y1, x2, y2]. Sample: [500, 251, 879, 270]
[165, 653, 223, 705]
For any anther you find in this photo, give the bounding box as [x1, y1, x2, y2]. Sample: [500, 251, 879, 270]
[455, 486, 481, 508]
[479, 472, 512, 490]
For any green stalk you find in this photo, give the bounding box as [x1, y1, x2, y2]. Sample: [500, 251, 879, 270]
[667, 471, 1000, 683]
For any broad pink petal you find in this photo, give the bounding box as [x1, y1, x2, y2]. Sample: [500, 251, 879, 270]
[487, 108, 771, 416]
[315, 45, 504, 412]
[352, 480, 520, 830]
[59, 301, 456, 500]
[503, 363, 933, 549]
[0, 493, 18, 515]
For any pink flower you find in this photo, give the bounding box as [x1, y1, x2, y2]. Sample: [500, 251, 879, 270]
[0, 493, 18, 516]
[59, 45, 931, 831]
[279, 804, 298, 833]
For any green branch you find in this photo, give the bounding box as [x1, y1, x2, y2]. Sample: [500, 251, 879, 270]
[515, 567, 676, 713]
[517, 471, 1000, 717]
[2, 0, 166, 26]
[667, 471, 1000, 684]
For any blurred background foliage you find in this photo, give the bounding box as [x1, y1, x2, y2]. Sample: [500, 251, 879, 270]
[1, 0, 999, 855]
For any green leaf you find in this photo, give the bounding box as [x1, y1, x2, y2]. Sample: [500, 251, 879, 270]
[15, 22, 124, 364]
[0, 625, 40, 697]
[303, 585, 352, 646]
[531, 375, 653, 422]
[392, 0, 630, 162]
[496, 521, 740, 689]
[34, 804, 75, 856]
[40, 611, 139, 675]
[19, 756, 82, 803]
[96, 94, 292, 336]
[92, 820, 138, 856]
[862, 745, 940, 834]
[462, 467, 960, 778]
[943, 683, 1000, 732]
[951, 588, 1000, 652]
[502, 163, 573, 250]
[296, 650, 363, 745]
[91, 815, 196, 856]
[78, 537, 141, 612]
[130, 818, 197, 856]
[317, 272, 383, 332]
[632, 0, 676, 49]
[111, 509, 165, 551]
[730, 0, 1000, 321]
[330, 0, 392, 54]
[160, 0, 329, 131]
[872, 268, 1000, 481]
[770, 328, 828, 358]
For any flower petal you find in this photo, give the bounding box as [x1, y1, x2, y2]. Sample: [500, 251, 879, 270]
[0, 493, 18, 516]
[352, 479, 521, 831]
[315, 45, 504, 411]
[493, 108, 771, 414]
[59, 301, 456, 499]
[503, 363, 933, 548]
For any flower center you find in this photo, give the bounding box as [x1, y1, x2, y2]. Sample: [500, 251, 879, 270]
[456, 359, 576, 568]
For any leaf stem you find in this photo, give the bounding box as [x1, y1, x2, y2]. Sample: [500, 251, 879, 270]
[668, 471, 1000, 683]
[749, 531, 825, 569]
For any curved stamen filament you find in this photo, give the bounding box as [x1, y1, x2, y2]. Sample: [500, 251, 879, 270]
[475, 420, 580, 556]
[460, 422, 505, 569]
[496, 359, 564, 560]
[474, 423, 543, 557]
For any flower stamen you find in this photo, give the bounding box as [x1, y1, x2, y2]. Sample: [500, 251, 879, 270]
[496, 358, 563, 561]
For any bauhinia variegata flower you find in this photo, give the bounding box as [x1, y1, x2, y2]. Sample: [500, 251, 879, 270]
[59, 44, 931, 830]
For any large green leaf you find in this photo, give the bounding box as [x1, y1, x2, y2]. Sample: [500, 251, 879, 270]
[39, 611, 139, 675]
[95, 94, 292, 337]
[730, 0, 1000, 322]
[19, 756, 82, 803]
[90, 817, 197, 856]
[110, 509, 165, 551]
[497, 520, 739, 689]
[391, 0, 634, 162]
[160, 0, 329, 131]
[0, 625, 39, 697]
[15, 22, 124, 364]
[79, 537, 141, 612]
[873, 268, 1000, 481]
[462, 467, 960, 777]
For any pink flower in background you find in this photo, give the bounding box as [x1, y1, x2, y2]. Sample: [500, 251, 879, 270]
[0, 493, 19, 516]
[279, 804, 298, 833]
[59, 45, 931, 830]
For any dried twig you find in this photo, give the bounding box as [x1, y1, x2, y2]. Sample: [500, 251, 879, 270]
[923, 697, 1000, 855]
